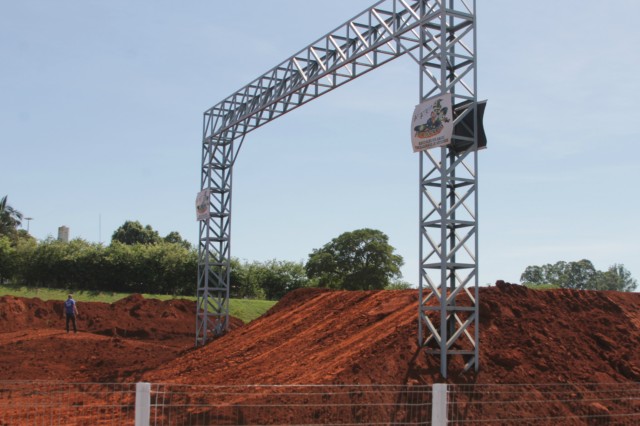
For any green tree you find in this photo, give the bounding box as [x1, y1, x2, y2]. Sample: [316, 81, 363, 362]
[104, 241, 197, 294]
[520, 265, 545, 284]
[10, 235, 37, 285]
[230, 259, 309, 300]
[0, 232, 34, 284]
[305, 228, 404, 290]
[230, 259, 267, 300]
[111, 221, 161, 245]
[543, 261, 568, 286]
[560, 259, 597, 290]
[257, 259, 309, 300]
[19, 237, 68, 288]
[0, 236, 16, 282]
[53, 238, 107, 291]
[164, 231, 193, 250]
[521, 260, 637, 292]
[592, 264, 637, 292]
[0, 195, 24, 243]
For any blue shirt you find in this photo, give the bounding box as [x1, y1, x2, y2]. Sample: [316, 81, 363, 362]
[65, 299, 76, 315]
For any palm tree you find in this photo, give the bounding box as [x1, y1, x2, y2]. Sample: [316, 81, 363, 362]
[0, 195, 24, 236]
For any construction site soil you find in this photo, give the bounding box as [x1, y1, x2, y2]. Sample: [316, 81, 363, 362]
[1, 283, 639, 422]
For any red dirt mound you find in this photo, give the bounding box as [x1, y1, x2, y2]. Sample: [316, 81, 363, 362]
[144, 284, 640, 386]
[137, 284, 640, 423]
[0, 294, 195, 338]
[478, 281, 640, 384]
[0, 294, 243, 382]
[1, 284, 639, 388]
[2, 284, 639, 423]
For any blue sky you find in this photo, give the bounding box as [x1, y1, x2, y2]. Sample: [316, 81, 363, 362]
[2, 1, 639, 288]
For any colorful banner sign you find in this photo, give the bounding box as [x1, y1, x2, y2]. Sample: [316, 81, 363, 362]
[411, 94, 453, 152]
[195, 189, 211, 221]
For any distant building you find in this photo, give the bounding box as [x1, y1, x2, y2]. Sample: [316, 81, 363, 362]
[58, 226, 69, 242]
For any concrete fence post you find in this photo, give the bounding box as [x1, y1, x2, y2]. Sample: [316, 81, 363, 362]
[135, 382, 151, 426]
[432, 383, 448, 425]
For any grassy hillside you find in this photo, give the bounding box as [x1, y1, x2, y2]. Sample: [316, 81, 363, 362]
[0, 285, 276, 323]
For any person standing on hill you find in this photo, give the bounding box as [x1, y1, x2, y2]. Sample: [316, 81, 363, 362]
[64, 294, 78, 333]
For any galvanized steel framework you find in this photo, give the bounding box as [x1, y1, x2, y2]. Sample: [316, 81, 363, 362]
[197, 0, 479, 377]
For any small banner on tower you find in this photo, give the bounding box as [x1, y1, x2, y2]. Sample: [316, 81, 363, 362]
[411, 94, 453, 152]
[195, 189, 211, 221]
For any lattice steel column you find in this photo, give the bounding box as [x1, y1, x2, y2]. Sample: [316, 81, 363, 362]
[196, 119, 245, 346]
[417, 0, 480, 377]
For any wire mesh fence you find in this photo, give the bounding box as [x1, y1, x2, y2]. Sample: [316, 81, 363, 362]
[0, 381, 136, 426]
[147, 384, 432, 425]
[447, 383, 640, 425]
[0, 382, 432, 426]
[1, 381, 639, 425]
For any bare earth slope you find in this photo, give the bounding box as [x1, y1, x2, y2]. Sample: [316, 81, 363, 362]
[143, 283, 640, 386]
[1, 283, 639, 386]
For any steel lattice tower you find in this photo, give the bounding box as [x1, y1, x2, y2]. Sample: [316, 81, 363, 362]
[417, 1, 480, 377]
[196, 0, 482, 378]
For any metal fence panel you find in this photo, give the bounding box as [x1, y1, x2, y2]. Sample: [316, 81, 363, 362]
[148, 384, 432, 425]
[447, 383, 640, 425]
[2, 381, 639, 425]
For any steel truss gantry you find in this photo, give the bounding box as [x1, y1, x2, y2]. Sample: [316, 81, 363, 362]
[197, 0, 481, 377]
[417, 0, 480, 378]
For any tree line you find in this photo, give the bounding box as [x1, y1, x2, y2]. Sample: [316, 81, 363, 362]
[521, 259, 637, 291]
[1, 196, 408, 298]
[0, 220, 198, 295]
[0, 224, 407, 298]
[2, 195, 636, 297]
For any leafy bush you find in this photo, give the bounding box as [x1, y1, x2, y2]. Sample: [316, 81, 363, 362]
[7, 237, 196, 295]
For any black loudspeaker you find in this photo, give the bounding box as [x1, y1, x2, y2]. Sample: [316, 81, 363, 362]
[451, 100, 487, 154]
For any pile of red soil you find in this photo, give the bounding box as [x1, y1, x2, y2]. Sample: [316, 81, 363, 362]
[0, 294, 197, 338]
[139, 283, 640, 424]
[0, 294, 242, 382]
[1, 284, 639, 387]
[143, 283, 640, 386]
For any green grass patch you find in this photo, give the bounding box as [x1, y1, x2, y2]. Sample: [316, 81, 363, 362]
[522, 282, 561, 290]
[0, 285, 276, 323]
[228, 298, 275, 322]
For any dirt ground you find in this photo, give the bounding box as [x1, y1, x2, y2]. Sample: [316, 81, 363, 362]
[142, 283, 640, 386]
[2, 283, 639, 385]
[0, 294, 242, 382]
[1, 283, 639, 421]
